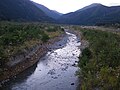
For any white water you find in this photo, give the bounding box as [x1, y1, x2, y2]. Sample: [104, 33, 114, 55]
[2, 31, 81, 90]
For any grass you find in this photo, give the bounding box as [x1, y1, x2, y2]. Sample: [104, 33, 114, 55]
[77, 28, 120, 90]
[0, 22, 64, 69]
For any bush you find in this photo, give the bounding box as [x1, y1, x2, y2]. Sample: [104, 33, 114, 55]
[0, 22, 64, 69]
[78, 29, 120, 89]
[41, 33, 50, 42]
[78, 48, 91, 68]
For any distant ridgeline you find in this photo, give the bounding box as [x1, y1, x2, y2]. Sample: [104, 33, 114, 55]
[58, 3, 120, 25]
[0, 0, 53, 22]
[0, 1, 120, 25]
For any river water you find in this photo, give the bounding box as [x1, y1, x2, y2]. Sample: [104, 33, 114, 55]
[1, 31, 81, 90]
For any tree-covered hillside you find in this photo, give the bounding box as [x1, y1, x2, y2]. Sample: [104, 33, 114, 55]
[0, 0, 53, 22]
[59, 4, 120, 25]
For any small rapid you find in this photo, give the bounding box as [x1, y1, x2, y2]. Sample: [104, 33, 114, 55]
[1, 31, 81, 90]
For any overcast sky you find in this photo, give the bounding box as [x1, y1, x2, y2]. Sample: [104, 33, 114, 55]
[31, 0, 120, 14]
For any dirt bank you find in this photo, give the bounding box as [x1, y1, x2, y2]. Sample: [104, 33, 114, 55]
[0, 32, 66, 85]
[0, 30, 81, 90]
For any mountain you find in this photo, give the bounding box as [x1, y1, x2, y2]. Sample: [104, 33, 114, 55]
[32, 2, 62, 19]
[0, 1, 120, 25]
[77, 3, 102, 12]
[52, 10, 63, 16]
[58, 3, 120, 25]
[0, 0, 53, 22]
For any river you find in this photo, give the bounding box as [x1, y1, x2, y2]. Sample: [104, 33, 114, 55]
[1, 31, 81, 90]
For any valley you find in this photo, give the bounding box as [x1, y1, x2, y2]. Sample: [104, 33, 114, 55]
[0, 0, 120, 90]
[1, 30, 81, 90]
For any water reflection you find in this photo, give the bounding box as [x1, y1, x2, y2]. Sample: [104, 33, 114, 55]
[1, 64, 37, 90]
[1, 31, 81, 90]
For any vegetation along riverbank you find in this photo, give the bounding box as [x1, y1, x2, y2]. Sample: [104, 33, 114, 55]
[0, 22, 65, 84]
[73, 26, 120, 90]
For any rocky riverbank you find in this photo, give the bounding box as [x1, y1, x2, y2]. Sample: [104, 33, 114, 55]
[0, 32, 66, 86]
[0, 30, 81, 90]
[64, 28, 89, 51]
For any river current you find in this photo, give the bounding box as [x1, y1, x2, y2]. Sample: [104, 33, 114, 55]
[1, 31, 81, 90]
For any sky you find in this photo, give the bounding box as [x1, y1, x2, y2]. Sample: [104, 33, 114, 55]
[31, 0, 120, 14]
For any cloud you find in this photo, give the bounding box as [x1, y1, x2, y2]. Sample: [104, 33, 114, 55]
[109, 3, 120, 6]
[31, 0, 120, 13]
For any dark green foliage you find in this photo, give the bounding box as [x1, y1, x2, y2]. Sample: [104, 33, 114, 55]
[41, 33, 50, 42]
[0, 23, 45, 46]
[78, 48, 91, 68]
[0, 22, 63, 69]
[61, 28, 65, 31]
[78, 29, 120, 89]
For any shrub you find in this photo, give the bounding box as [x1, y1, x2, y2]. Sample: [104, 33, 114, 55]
[78, 29, 120, 89]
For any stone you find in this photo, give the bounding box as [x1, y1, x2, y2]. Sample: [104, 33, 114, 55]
[71, 83, 74, 85]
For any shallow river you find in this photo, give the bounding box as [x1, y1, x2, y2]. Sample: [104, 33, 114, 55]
[1, 31, 81, 90]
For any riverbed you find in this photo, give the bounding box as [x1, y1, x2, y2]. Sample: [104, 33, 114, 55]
[1, 31, 81, 90]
